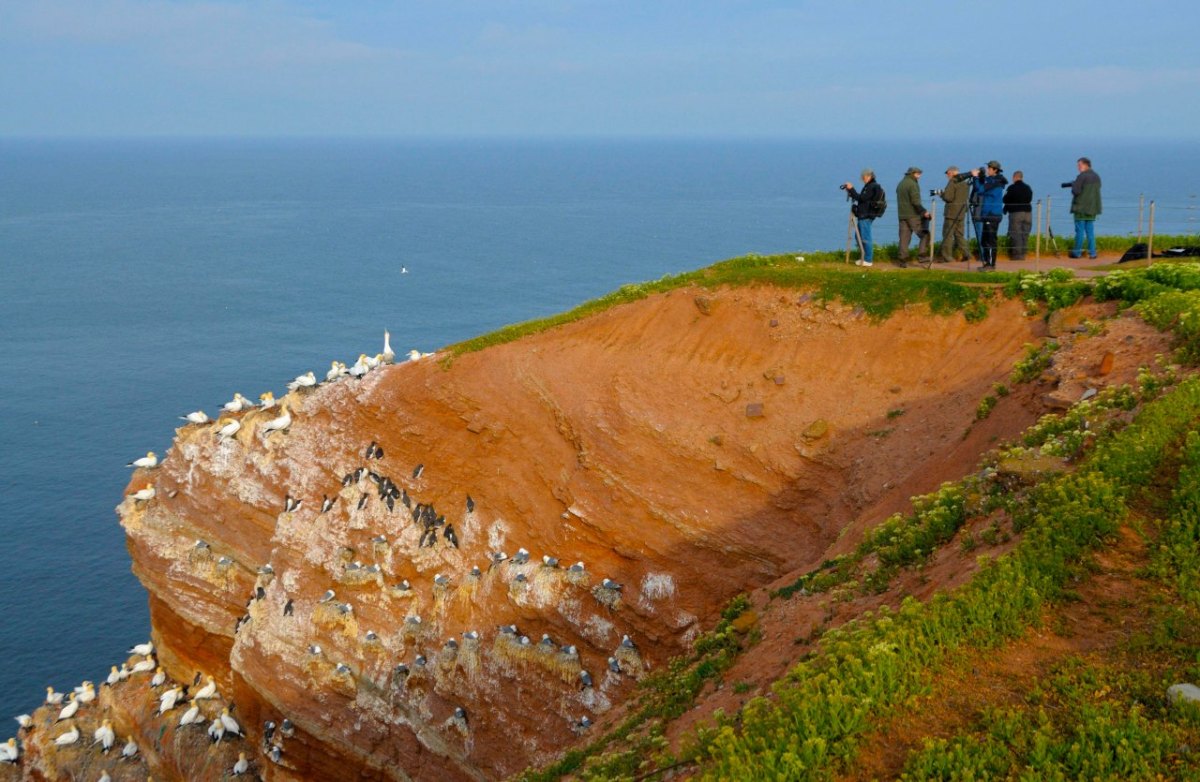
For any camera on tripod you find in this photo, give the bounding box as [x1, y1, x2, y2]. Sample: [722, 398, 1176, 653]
[929, 189, 944, 197]
[1060, 182, 1074, 188]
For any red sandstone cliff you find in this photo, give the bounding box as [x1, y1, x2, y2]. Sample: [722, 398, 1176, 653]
[13, 285, 1051, 781]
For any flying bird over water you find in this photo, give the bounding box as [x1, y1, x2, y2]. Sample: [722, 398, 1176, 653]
[126, 451, 158, 469]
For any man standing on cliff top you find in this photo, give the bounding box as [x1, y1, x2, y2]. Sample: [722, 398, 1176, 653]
[896, 167, 930, 268]
[1067, 157, 1102, 259]
[1003, 170, 1033, 261]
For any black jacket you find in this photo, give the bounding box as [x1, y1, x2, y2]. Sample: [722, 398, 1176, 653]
[1003, 180, 1033, 214]
[847, 178, 885, 219]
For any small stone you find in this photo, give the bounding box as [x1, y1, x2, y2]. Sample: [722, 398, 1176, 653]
[1168, 683, 1200, 706]
[773, 376, 785, 386]
[1080, 388, 1098, 401]
[1043, 393, 1073, 411]
[1098, 352, 1115, 375]
[802, 419, 829, 440]
[889, 386, 902, 394]
[694, 296, 713, 315]
[769, 319, 779, 327]
[745, 403, 765, 418]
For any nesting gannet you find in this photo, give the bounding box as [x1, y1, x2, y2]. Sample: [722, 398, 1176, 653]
[93, 719, 115, 752]
[382, 330, 395, 364]
[0, 738, 18, 763]
[56, 693, 79, 721]
[121, 737, 138, 759]
[261, 406, 291, 436]
[126, 451, 158, 469]
[219, 707, 242, 736]
[179, 704, 202, 726]
[180, 410, 209, 425]
[130, 639, 154, 656]
[130, 657, 155, 674]
[348, 354, 370, 379]
[158, 686, 183, 714]
[259, 391, 276, 410]
[222, 393, 253, 413]
[129, 485, 156, 502]
[45, 686, 64, 705]
[365, 353, 382, 370]
[233, 751, 250, 775]
[76, 681, 96, 703]
[117, 664, 130, 681]
[99, 772, 112, 782]
[217, 419, 241, 439]
[53, 722, 79, 746]
[15, 714, 32, 730]
[106, 666, 121, 686]
[151, 667, 166, 687]
[287, 371, 316, 392]
[193, 676, 218, 700]
[407, 349, 430, 362]
[325, 361, 347, 382]
[207, 717, 225, 742]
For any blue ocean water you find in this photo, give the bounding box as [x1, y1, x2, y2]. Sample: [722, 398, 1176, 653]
[0, 137, 1197, 721]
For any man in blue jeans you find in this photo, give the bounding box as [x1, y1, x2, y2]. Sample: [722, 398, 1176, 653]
[1067, 157, 1102, 259]
[843, 169, 885, 267]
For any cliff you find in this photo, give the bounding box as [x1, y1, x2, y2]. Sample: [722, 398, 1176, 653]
[13, 282, 1058, 781]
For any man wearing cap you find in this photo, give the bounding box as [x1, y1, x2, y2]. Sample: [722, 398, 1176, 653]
[970, 161, 1008, 270]
[843, 168, 885, 267]
[1003, 170, 1033, 260]
[939, 166, 972, 263]
[896, 166, 930, 267]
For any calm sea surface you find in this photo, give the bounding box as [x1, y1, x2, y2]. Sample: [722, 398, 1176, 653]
[1, 137, 1197, 719]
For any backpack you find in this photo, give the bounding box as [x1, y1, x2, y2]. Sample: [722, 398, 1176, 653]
[871, 191, 887, 218]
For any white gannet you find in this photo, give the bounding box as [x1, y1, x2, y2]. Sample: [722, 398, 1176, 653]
[76, 681, 96, 703]
[180, 410, 209, 425]
[53, 722, 79, 746]
[129, 641, 154, 656]
[407, 349, 428, 362]
[93, 719, 115, 752]
[45, 686, 64, 705]
[130, 656, 155, 674]
[287, 371, 316, 392]
[106, 666, 121, 686]
[233, 750, 250, 775]
[15, 714, 31, 730]
[382, 330, 395, 363]
[117, 664, 130, 681]
[219, 708, 241, 736]
[126, 451, 158, 469]
[259, 391, 276, 410]
[151, 667, 166, 687]
[222, 393, 253, 413]
[217, 418, 242, 439]
[130, 485, 156, 502]
[0, 737, 17, 763]
[348, 354, 370, 378]
[365, 353, 382, 370]
[158, 686, 183, 714]
[207, 716, 225, 742]
[99, 772, 112, 782]
[325, 360, 347, 382]
[179, 703, 202, 726]
[56, 693, 79, 721]
[121, 737, 138, 759]
[261, 406, 291, 437]
[193, 676, 218, 700]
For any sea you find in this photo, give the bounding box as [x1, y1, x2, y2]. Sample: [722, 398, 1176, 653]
[1, 137, 1197, 720]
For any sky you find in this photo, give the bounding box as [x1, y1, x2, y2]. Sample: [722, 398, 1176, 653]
[0, 0, 1197, 139]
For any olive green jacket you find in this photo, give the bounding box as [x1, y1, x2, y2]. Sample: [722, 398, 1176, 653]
[896, 174, 925, 220]
[940, 177, 971, 222]
[1070, 169, 1102, 219]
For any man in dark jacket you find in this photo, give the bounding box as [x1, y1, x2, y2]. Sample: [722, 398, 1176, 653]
[896, 167, 930, 267]
[1003, 170, 1033, 260]
[939, 166, 972, 263]
[971, 161, 1008, 270]
[843, 169, 885, 267]
[1068, 157, 1102, 259]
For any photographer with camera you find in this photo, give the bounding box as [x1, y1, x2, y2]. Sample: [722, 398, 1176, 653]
[936, 166, 972, 263]
[1063, 157, 1102, 259]
[971, 161, 1008, 270]
[842, 169, 885, 267]
[896, 167, 930, 268]
[1003, 171, 1033, 260]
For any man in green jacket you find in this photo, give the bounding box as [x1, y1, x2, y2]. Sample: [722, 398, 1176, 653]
[896, 166, 930, 267]
[939, 166, 971, 263]
[1067, 157, 1102, 259]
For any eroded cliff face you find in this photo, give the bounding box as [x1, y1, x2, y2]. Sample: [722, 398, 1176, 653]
[16, 286, 1043, 781]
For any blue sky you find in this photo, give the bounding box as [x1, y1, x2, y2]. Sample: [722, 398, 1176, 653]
[0, 0, 1195, 138]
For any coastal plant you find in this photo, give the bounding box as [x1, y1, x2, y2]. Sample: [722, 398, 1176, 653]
[1010, 340, 1059, 384]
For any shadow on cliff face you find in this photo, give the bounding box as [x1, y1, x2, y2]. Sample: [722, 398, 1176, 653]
[108, 285, 1160, 782]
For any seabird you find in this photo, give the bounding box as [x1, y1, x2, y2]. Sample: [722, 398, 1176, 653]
[365, 630, 379, 643]
[56, 693, 79, 721]
[444, 524, 459, 548]
[401, 489, 411, 508]
[261, 406, 292, 436]
[45, 686, 64, 705]
[444, 638, 458, 651]
[15, 714, 32, 730]
[394, 663, 409, 677]
[326, 361, 347, 382]
[513, 548, 530, 565]
[540, 634, 555, 648]
[336, 602, 353, 616]
[453, 706, 468, 724]
[580, 670, 593, 688]
[405, 615, 422, 627]
[158, 686, 183, 714]
[620, 634, 637, 650]
[222, 393, 253, 413]
[118, 664, 130, 681]
[207, 717, 225, 742]
[466, 495, 475, 513]
[601, 578, 623, 591]
[130, 640, 154, 656]
[562, 645, 579, 658]
[499, 624, 518, 636]
[284, 494, 301, 513]
[569, 561, 586, 573]
[75, 681, 96, 703]
[180, 410, 209, 425]
[576, 715, 593, 730]
[608, 657, 621, 673]
[412, 463, 424, 479]
[382, 330, 395, 364]
[287, 371, 317, 392]
[400, 266, 408, 274]
[233, 751, 250, 775]
[259, 391, 276, 409]
[414, 655, 427, 667]
[194, 676, 218, 700]
[469, 566, 481, 578]
[130, 485, 156, 502]
[53, 722, 79, 746]
[519, 635, 532, 646]
[106, 667, 121, 686]
[433, 573, 450, 587]
[131, 657, 156, 674]
[217, 419, 242, 439]
[365, 353, 382, 370]
[151, 667, 166, 687]
[319, 589, 335, 604]
[280, 718, 294, 737]
[320, 495, 335, 514]
[0, 738, 17, 763]
[463, 630, 479, 641]
[542, 555, 559, 568]
[219, 707, 242, 736]
[335, 663, 352, 677]
[126, 451, 158, 469]
[365, 441, 383, 460]
[514, 573, 527, 583]
[270, 744, 283, 764]
[122, 737, 138, 759]
[394, 580, 411, 592]
[348, 354, 370, 379]
[308, 644, 322, 656]
[407, 349, 431, 361]
[263, 720, 277, 742]
[179, 703, 203, 726]
[283, 599, 294, 616]
[216, 556, 233, 568]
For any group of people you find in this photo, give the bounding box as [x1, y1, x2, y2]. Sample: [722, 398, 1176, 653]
[843, 157, 1102, 269]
